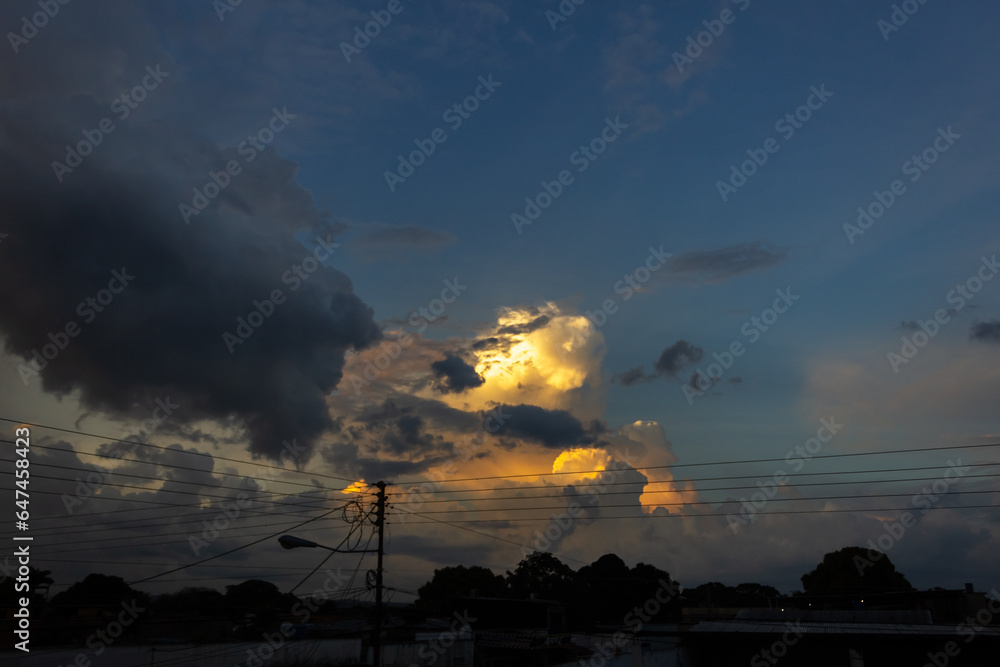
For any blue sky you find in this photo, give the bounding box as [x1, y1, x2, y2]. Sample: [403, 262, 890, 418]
[1, 0, 998, 598]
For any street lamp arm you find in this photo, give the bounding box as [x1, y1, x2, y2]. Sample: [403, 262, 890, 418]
[278, 534, 380, 552]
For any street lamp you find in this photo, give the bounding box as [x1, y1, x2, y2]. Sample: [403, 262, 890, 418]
[277, 480, 387, 666]
[278, 534, 380, 553]
[279, 535, 331, 550]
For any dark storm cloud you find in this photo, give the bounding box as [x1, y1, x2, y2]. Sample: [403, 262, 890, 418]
[353, 399, 455, 460]
[470, 337, 501, 351]
[654, 340, 703, 377]
[431, 353, 485, 394]
[666, 242, 787, 284]
[612, 366, 650, 386]
[495, 315, 550, 336]
[0, 10, 380, 462]
[613, 340, 702, 385]
[321, 442, 452, 481]
[489, 404, 592, 449]
[969, 320, 1000, 344]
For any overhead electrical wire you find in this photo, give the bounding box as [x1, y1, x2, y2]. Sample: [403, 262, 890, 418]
[392, 444, 1000, 487]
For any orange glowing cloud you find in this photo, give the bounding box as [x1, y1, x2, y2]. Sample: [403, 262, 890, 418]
[551, 447, 611, 483]
[342, 479, 367, 495]
[437, 303, 605, 413]
[614, 420, 699, 512]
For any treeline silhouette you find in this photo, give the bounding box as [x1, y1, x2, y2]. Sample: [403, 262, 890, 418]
[0, 546, 920, 647]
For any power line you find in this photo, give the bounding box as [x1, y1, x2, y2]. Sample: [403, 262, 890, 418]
[29, 507, 368, 556]
[391, 442, 1000, 485]
[29, 516, 349, 556]
[8, 470, 333, 505]
[403, 470, 1000, 504]
[13, 505, 333, 541]
[38, 558, 321, 571]
[128, 499, 364, 585]
[8, 416, 998, 493]
[3, 443, 349, 494]
[398, 503, 1000, 523]
[0, 417, 359, 485]
[404, 488, 1000, 514]
[388, 504, 592, 567]
[0, 485, 351, 543]
[393, 461, 1000, 495]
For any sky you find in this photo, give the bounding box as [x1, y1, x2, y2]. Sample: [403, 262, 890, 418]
[0, 0, 998, 603]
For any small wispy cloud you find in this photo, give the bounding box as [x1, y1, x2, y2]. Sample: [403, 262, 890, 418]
[665, 242, 788, 284]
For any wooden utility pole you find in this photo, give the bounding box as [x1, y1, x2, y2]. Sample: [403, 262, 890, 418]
[372, 481, 386, 667]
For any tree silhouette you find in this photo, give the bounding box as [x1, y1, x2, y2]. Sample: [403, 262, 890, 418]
[734, 582, 781, 604]
[412, 553, 681, 629]
[573, 555, 677, 625]
[416, 565, 506, 614]
[574, 554, 632, 624]
[154, 587, 227, 618]
[685, 581, 780, 607]
[225, 579, 298, 636]
[505, 552, 575, 602]
[50, 573, 149, 612]
[225, 579, 296, 614]
[801, 546, 914, 597]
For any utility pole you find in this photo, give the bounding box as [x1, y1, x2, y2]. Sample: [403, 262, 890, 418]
[373, 481, 386, 667]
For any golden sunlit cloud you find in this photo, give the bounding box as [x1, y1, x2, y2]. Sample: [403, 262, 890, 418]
[440, 303, 604, 413]
[616, 420, 699, 512]
[342, 479, 367, 495]
[552, 447, 611, 483]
